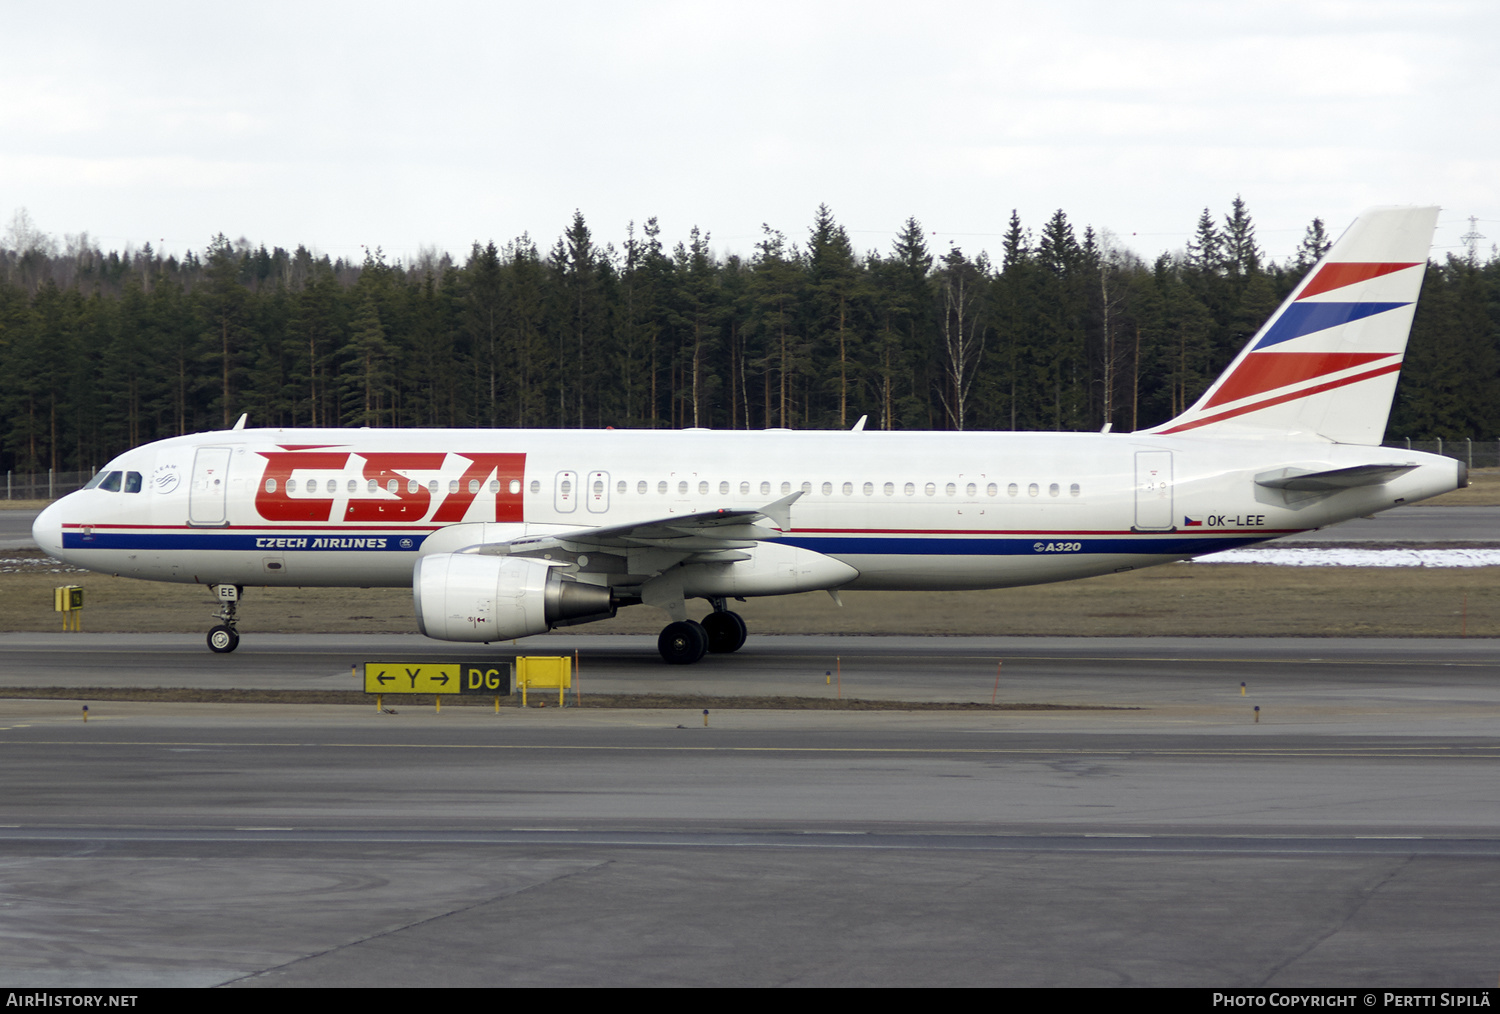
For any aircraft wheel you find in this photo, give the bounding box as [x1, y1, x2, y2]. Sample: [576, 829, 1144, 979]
[703, 610, 747, 653]
[207, 625, 240, 654]
[658, 620, 709, 664]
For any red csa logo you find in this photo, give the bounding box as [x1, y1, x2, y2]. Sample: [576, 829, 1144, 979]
[254, 449, 526, 524]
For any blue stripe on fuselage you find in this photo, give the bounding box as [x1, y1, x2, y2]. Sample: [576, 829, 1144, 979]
[780, 535, 1267, 556]
[63, 532, 429, 552]
[61, 531, 1269, 557]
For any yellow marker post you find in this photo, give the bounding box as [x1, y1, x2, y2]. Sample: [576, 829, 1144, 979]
[81, 705, 88, 723]
[54, 585, 83, 632]
[1241, 682, 1247, 696]
[516, 656, 571, 707]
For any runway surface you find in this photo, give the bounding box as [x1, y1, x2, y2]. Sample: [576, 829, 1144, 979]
[2, 633, 1498, 987]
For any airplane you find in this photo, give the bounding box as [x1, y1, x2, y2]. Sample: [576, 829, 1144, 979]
[31, 205, 1462, 663]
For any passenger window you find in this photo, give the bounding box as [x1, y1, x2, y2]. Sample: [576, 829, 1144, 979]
[924, 483, 936, 496]
[449, 480, 459, 494]
[1049, 483, 1060, 497]
[530, 480, 541, 494]
[903, 482, 915, 496]
[719, 481, 729, 495]
[637, 480, 647, 494]
[617, 480, 626, 494]
[987, 483, 997, 497]
[349, 479, 359, 493]
[740, 482, 750, 495]
[306, 478, 318, 494]
[1028, 483, 1039, 497]
[264, 478, 277, 493]
[821, 482, 832, 495]
[469, 479, 480, 494]
[801, 482, 812, 494]
[1008, 483, 1018, 497]
[945, 483, 956, 496]
[1070, 483, 1081, 497]
[678, 480, 688, 494]
[863, 482, 874, 496]
[761, 481, 771, 495]
[124, 472, 143, 493]
[658, 481, 668, 494]
[698, 481, 708, 494]
[884, 482, 894, 496]
[965, 483, 976, 497]
[781, 482, 792, 494]
[288, 478, 299, 493]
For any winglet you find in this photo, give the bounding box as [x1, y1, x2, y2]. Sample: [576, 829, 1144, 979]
[759, 491, 802, 531]
[851, 415, 867, 432]
[232, 413, 248, 431]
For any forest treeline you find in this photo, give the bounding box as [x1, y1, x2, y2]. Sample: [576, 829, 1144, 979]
[1, 199, 1496, 474]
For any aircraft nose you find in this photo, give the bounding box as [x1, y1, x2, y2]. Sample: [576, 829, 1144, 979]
[32, 499, 64, 555]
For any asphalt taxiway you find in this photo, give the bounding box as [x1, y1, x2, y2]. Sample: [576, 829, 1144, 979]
[1, 632, 1498, 987]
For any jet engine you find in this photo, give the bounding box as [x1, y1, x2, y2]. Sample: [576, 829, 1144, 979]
[414, 553, 614, 642]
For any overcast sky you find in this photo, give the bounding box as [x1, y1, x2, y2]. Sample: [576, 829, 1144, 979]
[4, 0, 1497, 269]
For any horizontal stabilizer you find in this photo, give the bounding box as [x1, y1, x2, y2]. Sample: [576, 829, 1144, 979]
[1255, 463, 1418, 492]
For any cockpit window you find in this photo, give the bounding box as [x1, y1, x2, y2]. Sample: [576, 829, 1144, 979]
[98, 471, 123, 492]
[82, 472, 106, 490]
[123, 471, 143, 493]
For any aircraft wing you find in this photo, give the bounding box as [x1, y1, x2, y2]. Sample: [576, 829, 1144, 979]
[471, 491, 801, 558]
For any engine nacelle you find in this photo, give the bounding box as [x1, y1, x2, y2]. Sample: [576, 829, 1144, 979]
[414, 553, 614, 642]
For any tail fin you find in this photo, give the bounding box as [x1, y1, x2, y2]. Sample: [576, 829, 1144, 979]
[1151, 205, 1439, 444]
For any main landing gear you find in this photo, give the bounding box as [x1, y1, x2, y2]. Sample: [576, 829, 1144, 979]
[207, 584, 242, 653]
[657, 599, 748, 664]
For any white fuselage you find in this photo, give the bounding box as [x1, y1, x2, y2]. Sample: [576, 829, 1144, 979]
[32, 427, 1463, 593]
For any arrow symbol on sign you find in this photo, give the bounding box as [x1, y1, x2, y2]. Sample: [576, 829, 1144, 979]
[375, 670, 394, 685]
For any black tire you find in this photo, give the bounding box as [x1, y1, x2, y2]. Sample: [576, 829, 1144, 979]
[703, 610, 747, 653]
[207, 625, 240, 653]
[658, 620, 709, 664]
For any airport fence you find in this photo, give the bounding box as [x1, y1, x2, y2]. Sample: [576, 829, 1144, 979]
[1382, 439, 1500, 470]
[4, 469, 95, 501]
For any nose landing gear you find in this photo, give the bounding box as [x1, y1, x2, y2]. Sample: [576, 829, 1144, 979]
[207, 584, 242, 653]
